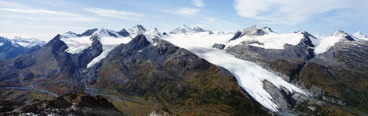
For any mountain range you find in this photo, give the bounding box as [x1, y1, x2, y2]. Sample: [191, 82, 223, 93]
[0, 36, 45, 60]
[0, 25, 367, 115]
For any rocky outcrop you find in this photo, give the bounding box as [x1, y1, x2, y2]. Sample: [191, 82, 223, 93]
[0, 93, 125, 116]
[212, 43, 225, 50]
[263, 81, 290, 110]
[229, 25, 269, 41]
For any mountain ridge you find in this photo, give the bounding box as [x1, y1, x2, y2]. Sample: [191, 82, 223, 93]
[1, 24, 367, 115]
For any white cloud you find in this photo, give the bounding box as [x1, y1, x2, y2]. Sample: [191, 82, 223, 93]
[178, 7, 200, 15]
[158, 7, 200, 16]
[233, 0, 352, 25]
[0, 8, 97, 22]
[1, 8, 71, 15]
[0, 1, 25, 8]
[192, 0, 205, 7]
[206, 17, 216, 22]
[85, 8, 145, 20]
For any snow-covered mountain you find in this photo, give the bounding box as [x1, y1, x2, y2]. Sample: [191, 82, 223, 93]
[1, 25, 367, 115]
[0, 36, 45, 48]
[51, 25, 368, 112]
[352, 31, 368, 41]
[9, 37, 46, 48]
[0, 36, 45, 60]
[128, 24, 147, 38]
[60, 28, 131, 68]
[162, 31, 307, 111]
[169, 25, 211, 34]
[312, 30, 355, 54]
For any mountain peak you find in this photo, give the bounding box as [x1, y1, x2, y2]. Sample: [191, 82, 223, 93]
[81, 28, 99, 36]
[332, 30, 355, 41]
[353, 31, 367, 37]
[147, 28, 162, 36]
[193, 26, 206, 32]
[263, 27, 274, 33]
[118, 28, 130, 37]
[130, 24, 147, 32]
[332, 30, 348, 37]
[239, 25, 267, 36]
[97, 28, 119, 37]
[169, 25, 211, 34]
[352, 31, 368, 41]
[129, 25, 147, 38]
[126, 34, 151, 51]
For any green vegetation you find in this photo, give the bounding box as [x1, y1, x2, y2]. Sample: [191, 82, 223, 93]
[300, 62, 368, 114]
[94, 51, 268, 115]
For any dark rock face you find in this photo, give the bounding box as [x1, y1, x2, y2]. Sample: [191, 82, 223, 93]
[80, 28, 99, 36]
[118, 29, 130, 37]
[263, 81, 290, 110]
[311, 41, 368, 69]
[212, 43, 226, 50]
[226, 36, 314, 65]
[193, 26, 206, 32]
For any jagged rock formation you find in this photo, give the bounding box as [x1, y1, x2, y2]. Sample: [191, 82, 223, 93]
[0, 93, 125, 116]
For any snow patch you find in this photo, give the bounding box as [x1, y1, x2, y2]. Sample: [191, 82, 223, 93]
[352, 31, 368, 41]
[8, 37, 45, 48]
[313, 35, 341, 54]
[143, 28, 163, 43]
[60, 36, 93, 54]
[87, 36, 131, 68]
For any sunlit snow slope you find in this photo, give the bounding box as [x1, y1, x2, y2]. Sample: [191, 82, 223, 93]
[162, 32, 307, 111]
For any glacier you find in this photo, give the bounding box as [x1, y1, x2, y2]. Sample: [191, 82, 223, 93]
[162, 32, 308, 111]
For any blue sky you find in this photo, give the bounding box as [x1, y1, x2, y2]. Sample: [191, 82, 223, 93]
[0, 0, 367, 41]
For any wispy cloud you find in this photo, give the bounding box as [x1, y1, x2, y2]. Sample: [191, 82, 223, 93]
[206, 17, 216, 22]
[178, 7, 200, 15]
[192, 0, 205, 7]
[84, 8, 145, 20]
[0, 1, 25, 8]
[1, 8, 71, 15]
[1, 8, 97, 22]
[233, 0, 354, 25]
[159, 7, 200, 16]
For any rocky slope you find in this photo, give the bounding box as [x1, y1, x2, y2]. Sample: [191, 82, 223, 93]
[0, 93, 125, 116]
